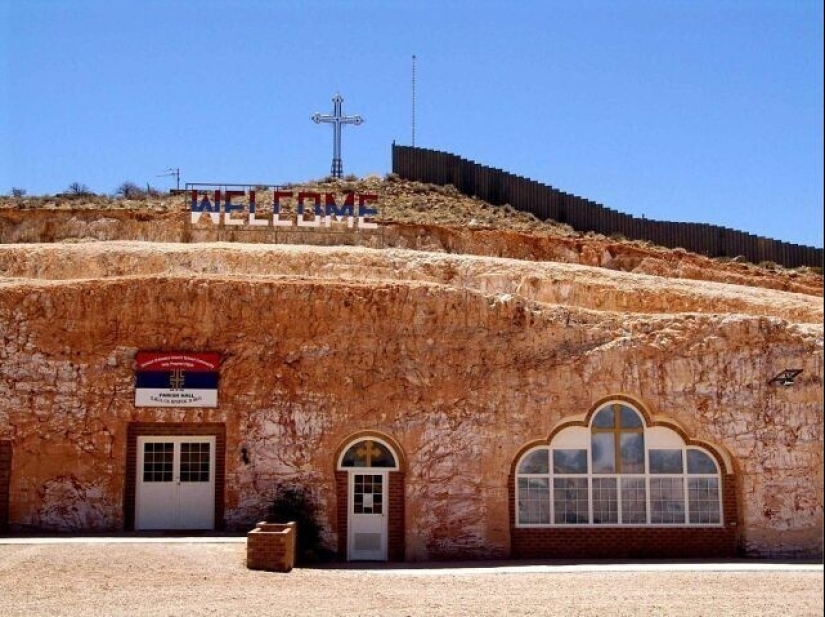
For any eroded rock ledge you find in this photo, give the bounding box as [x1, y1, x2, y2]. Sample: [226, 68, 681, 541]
[1, 242, 820, 324]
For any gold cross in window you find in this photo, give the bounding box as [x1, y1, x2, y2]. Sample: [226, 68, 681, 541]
[355, 440, 381, 466]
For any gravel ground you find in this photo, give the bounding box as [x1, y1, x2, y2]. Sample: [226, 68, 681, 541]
[0, 543, 822, 617]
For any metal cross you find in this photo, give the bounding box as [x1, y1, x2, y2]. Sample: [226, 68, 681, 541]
[311, 93, 364, 178]
[355, 440, 381, 466]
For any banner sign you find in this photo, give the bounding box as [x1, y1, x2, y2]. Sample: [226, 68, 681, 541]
[189, 188, 379, 229]
[134, 352, 220, 408]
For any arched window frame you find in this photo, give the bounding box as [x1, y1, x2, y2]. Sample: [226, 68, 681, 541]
[515, 401, 723, 528]
[336, 436, 400, 471]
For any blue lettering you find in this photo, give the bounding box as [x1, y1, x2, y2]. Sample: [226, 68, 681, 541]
[325, 192, 355, 217]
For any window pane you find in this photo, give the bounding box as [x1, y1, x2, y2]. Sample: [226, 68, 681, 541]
[689, 478, 720, 524]
[553, 478, 589, 524]
[341, 440, 397, 468]
[372, 476, 383, 514]
[619, 406, 643, 428]
[592, 407, 614, 428]
[353, 474, 383, 514]
[553, 449, 587, 474]
[649, 449, 683, 474]
[180, 442, 210, 482]
[687, 449, 717, 474]
[143, 442, 173, 483]
[368, 444, 397, 468]
[518, 478, 550, 524]
[518, 449, 549, 474]
[620, 433, 645, 474]
[591, 433, 615, 473]
[342, 447, 367, 467]
[621, 478, 647, 524]
[650, 478, 685, 524]
[592, 478, 618, 524]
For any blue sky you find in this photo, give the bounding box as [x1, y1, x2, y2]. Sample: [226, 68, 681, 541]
[1, 0, 822, 247]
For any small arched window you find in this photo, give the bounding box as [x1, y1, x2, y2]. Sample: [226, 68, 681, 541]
[338, 439, 398, 469]
[516, 401, 722, 527]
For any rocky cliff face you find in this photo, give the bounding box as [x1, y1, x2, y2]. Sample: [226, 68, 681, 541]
[1, 241, 821, 559]
[2, 179, 821, 297]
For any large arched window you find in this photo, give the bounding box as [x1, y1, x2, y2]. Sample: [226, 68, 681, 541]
[516, 402, 722, 527]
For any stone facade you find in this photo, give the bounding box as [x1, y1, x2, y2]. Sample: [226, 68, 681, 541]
[0, 241, 821, 560]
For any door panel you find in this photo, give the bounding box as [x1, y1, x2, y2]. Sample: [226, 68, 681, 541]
[136, 441, 178, 529]
[348, 472, 387, 560]
[136, 437, 215, 530]
[177, 441, 214, 529]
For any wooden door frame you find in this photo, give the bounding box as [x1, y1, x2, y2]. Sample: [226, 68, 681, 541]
[0, 440, 11, 534]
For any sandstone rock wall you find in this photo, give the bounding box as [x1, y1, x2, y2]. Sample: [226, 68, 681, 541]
[0, 208, 183, 243]
[2, 205, 821, 297]
[1, 243, 820, 324]
[1, 244, 821, 559]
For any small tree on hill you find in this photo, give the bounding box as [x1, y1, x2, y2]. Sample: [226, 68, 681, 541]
[10, 187, 26, 197]
[115, 181, 145, 199]
[66, 182, 92, 196]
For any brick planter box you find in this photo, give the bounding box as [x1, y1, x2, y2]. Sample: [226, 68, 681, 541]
[246, 521, 296, 572]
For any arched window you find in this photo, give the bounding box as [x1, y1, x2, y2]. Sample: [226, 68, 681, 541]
[338, 438, 398, 469]
[516, 402, 722, 527]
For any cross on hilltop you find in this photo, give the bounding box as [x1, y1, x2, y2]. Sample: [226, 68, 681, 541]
[312, 93, 364, 179]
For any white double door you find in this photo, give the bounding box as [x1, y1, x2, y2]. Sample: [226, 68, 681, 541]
[348, 471, 389, 561]
[136, 436, 215, 530]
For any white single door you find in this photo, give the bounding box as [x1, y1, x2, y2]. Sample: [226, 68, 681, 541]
[136, 436, 215, 530]
[348, 472, 388, 560]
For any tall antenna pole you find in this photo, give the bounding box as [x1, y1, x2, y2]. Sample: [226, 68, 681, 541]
[411, 54, 416, 147]
[157, 167, 180, 191]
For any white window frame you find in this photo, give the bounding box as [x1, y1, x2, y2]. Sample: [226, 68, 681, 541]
[515, 404, 724, 528]
[337, 436, 400, 471]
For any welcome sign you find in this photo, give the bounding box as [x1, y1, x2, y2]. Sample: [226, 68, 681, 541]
[189, 188, 379, 229]
[135, 352, 220, 408]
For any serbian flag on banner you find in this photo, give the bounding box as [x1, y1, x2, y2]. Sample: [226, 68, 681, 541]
[135, 352, 220, 408]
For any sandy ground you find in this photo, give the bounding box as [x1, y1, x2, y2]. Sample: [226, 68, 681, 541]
[0, 542, 822, 617]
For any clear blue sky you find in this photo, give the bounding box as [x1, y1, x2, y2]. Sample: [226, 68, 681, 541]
[1, 0, 822, 247]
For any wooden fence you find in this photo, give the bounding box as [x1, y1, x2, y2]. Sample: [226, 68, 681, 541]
[392, 145, 823, 269]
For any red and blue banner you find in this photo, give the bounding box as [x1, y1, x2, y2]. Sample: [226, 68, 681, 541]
[134, 352, 220, 408]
